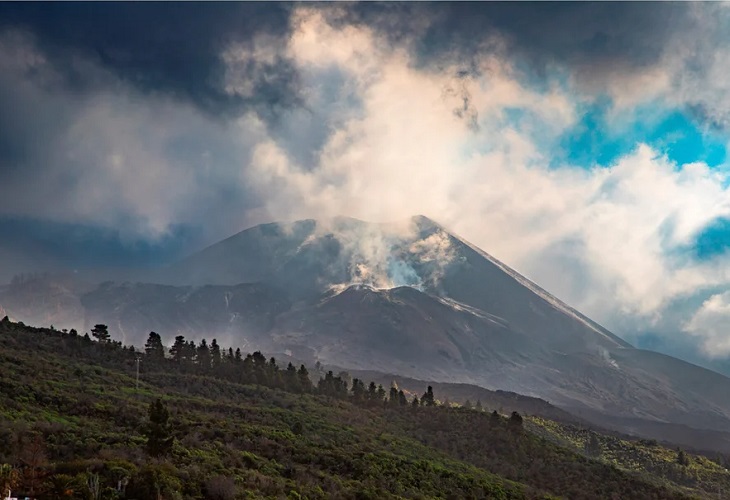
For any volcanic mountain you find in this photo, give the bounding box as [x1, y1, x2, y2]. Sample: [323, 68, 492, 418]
[4, 215, 730, 451]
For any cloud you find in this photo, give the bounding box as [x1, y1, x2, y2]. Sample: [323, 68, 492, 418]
[233, 7, 730, 347]
[560, 4, 730, 129]
[684, 292, 730, 357]
[346, 4, 694, 96]
[0, 3, 297, 117]
[349, 4, 730, 133]
[0, 29, 270, 243]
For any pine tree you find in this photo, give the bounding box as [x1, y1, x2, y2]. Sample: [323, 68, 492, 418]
[318, 371, 348, 398]
[377, 384, 386, 404]
[411, 395, 420, 407]
[268, 357, 283, 389]
[367, 382, 378, 403]
[464, 399, 473, 410]
[144, 332, 165, 362]
[252, 351, 267, 384]
[297, 365, 312, 393]
[389, 386, 399, 406]
[184, 341, 197, 366]
[509, 411, 523, 430]
[475, 400, 483, 412]
[398, 390, 408, 406]
[242, 354, 254, 383]
[422, 386, 436, 406]
[285, 362, 299, 392]
[91, 324, 110, 343]
[210, 339, 222, 372]
[169, 336, 187, 366]
[351, 378, 366, 403]
[145, 399, 174, 457]
[196, 339, 211, 373]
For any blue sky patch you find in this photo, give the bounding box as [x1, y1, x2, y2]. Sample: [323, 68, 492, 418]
[555, 100, 727, 170]
[692, 217, 730, 261]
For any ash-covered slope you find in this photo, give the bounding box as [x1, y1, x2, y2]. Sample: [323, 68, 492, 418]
[266, 284, 548, 384]
[163, 215, 628, 354]
[80, 282, 290, 347]
[432, 229, 631, 353]
[158, 218, 349, 300]
[0, 274, 89, 329]
[0, 278, 290, 348]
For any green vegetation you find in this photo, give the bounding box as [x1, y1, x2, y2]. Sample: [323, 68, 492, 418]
[526, 415, 730, 498]
[0, 316, 713, 499]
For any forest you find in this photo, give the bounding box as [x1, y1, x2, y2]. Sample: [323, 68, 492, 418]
[1, 316, 727, 499]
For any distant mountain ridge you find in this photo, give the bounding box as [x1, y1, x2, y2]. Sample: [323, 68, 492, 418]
[4, 215, 730, 452]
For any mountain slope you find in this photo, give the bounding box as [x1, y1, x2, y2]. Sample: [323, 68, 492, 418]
[432, 226, 631, 352]
[80, 281, 291, 346]
[267, 284, 547, 382]
[4, 215, 730, 454]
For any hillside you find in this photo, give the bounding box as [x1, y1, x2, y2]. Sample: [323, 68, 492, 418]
[4, 216, 730, 456]
[0, 317, 714, 499]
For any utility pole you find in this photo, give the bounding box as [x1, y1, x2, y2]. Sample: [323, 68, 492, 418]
[135, 356, 141, 391]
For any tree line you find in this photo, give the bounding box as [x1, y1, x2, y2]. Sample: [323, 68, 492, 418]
[4, 317, 509, 415]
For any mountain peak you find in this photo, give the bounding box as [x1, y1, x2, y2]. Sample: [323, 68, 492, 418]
[410, 214, 441, 229]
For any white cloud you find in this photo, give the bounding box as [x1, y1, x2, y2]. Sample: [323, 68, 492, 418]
[684, 292, 730, 357]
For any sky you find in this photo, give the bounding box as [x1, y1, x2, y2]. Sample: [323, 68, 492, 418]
[3, 3, 730, 364]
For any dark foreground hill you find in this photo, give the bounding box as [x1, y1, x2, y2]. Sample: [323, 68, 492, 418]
[4, 318, 730, 499]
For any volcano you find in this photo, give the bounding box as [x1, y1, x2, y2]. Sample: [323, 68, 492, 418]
[4, 215, 730, 451]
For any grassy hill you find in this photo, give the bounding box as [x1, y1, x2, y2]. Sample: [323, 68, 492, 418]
[0, 317, 720, 499]
[350, 368, 730, 497]
[525, 416, 730, 498]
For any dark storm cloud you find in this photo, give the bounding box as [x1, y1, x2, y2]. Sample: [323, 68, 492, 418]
[0, 2, 709, 143]
[344, 3, 730, 130]
[0, 2, 696, 115]
[0, 2, 299, 118]
[345, 2, 695, 81]
[0, 2, 304, 249]
[0, 216, 201, 282]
